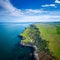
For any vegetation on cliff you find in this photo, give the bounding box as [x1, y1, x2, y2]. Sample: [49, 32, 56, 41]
[36, 24, 60, 60]
[20, 23, 60, 60]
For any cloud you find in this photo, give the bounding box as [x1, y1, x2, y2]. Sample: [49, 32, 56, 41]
[0, 0, 48, 17]
[0, 0, 48, 16]
[25, 9, 43, 13]
[24, 9, 48, 16]
[41, 4, 57, 8]
[15, 15, 60, 22]
[55, 0, 60, 3]
[0, 0, 23, 16]
[1, 14, 60, 22]
[0, 0, 60, 22]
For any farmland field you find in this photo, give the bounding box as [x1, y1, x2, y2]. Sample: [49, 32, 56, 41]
[36, 23, 60, 60]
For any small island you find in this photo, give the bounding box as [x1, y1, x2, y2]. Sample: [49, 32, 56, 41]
[19, 24, 58, 60]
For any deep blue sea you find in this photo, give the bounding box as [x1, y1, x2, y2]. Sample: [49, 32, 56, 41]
[0, 22, 35, 60]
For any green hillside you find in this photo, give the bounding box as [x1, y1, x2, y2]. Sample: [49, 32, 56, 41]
[20, 23, 60, 60]
[36, 24, 60, 60]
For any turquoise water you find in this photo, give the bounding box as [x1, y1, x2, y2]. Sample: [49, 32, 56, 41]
[0, 23, 34, 60]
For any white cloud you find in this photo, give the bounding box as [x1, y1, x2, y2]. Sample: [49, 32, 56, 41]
[0, 0, 48, 16]
[0, 10, 60, 22]
[55, 0, 60, 3]
[13, 15, 60, 22]
[23, 9, 48, 16]
[41, 4, 57, 8]
[0, 0, 46, 16]
[25, 9, 43, 13]
[0, 0, 23, 16]
[0, 0, 60, 22]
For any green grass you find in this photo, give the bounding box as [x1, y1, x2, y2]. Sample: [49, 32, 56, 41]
[36, 24, 60, 59]
[20, 23, 60, 59]
[20, 27, 34, 43]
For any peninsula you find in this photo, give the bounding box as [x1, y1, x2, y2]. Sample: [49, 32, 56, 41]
[19, 23, 60, 60]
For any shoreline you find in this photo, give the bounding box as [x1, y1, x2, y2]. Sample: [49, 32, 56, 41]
[18, 25, 39, 60]
[19, 24, 57, 60]
[20, 41, 39, 60]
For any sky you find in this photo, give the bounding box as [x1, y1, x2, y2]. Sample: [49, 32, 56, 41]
[0, 0, 60, 22]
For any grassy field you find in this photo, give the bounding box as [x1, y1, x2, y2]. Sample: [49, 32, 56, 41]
[36, 23, 60, 60]
[20, 23, 60, 60]
[21, 27, 35, 43]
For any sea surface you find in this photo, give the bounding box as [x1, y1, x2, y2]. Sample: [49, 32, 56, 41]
[0, 22, 35, 60]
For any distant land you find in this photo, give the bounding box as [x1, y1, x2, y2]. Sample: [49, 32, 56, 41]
[0, 22, 60, 24]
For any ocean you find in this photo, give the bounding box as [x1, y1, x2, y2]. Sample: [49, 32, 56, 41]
[0, 22, 35, 60]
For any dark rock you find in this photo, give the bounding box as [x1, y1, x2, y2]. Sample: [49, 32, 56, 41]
[18, 35, 23, 38]
[18, 35, 26, 40]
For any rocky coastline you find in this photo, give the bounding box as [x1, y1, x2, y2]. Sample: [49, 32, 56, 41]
[18, 33, 39, 60]
[20, 39, 39, 60]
